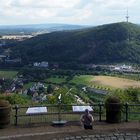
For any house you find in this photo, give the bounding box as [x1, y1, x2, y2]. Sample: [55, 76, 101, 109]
[40, 61, 48, 67]
[114, 64, 132, 71]
[33, 62, 40, 67]
[0, 55, 7, 62]
[120, 64, 132, 70]
[33, 61, 48, 68]
[5, 58, 21, 64]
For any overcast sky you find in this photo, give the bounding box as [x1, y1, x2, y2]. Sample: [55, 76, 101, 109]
[0, 0, 140, 26]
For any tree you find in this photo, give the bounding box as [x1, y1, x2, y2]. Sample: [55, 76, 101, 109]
[53, 87, 76, 105]
[47, 85, 54, 94]
[125, 88, 140, 103]
[0, 79, 11, 93]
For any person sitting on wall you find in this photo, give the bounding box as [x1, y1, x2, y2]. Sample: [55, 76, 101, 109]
[80, 109, 94, 129]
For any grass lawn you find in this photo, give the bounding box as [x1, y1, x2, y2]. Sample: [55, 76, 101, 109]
[91, 76, 140, 89]
[45, 76, 66, 84]
[23, 82, 35, 90]
[0, 70, 18, 79]
[70, 75, 94, 85]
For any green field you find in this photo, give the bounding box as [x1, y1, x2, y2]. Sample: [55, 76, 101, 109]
[70, 75, 94, 85]
[23, 82, 35, 90]
[0, 70, 18, 79]
[44, 75, 140, 90]
[69, 75, 140, 89]
[45, 76, 66, 84]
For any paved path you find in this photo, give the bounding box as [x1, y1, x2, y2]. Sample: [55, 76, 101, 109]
[0, 122, 140, 140]
[53, 133, 140, 140]
[0, 131, 140, 140]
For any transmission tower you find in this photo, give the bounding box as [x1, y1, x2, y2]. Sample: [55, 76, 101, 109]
[126, 9, 129, 22]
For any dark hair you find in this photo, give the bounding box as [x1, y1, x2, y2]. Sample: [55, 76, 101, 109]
[85, 109, 89, 113]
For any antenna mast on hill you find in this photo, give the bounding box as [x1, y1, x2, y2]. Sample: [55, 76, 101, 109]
[126, 9, 129, 22]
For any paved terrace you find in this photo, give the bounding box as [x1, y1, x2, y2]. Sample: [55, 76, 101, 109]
[0, 121, 140, 140]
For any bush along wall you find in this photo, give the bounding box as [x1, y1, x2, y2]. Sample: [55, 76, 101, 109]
[105, 96, 122, 123]
[0, 100, 11, 128]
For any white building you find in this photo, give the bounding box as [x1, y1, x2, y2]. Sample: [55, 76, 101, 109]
[114, 64, 132, 71]
[40, 61, 48, 68]
[33, 61, 48, 68]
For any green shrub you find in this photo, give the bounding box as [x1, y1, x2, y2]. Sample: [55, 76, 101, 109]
[109, 87, 140, 103]
[0, 99, 11, 128]
[0, 100, 10, 107]
[0, 94, 30, 105]
[105, 96, 122, 123]
[125, 88, 140, 103]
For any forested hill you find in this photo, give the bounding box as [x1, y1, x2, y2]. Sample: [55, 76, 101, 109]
[11, 22, 140, 64]
[0, 23, 85, 35]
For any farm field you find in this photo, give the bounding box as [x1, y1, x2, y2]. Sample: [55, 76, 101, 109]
[44, 75, 94, 85]
[44, 75, 140, 90]
[0, 70, 18, 79]
[91, 76, 140, 89]
[70, 75, 94, 85]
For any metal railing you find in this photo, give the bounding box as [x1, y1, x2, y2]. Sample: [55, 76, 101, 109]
[122, 103, 140, 122]
[10, 103, 140, 126]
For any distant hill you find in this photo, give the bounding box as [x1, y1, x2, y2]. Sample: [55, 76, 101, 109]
[0, 23, 87, 35]
[11, 22, 140, 64]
